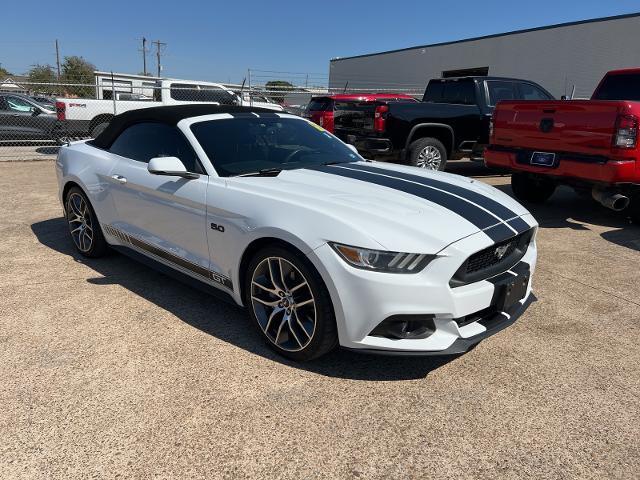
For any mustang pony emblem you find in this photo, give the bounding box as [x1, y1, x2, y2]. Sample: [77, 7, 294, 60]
[494, 244, 510, 259]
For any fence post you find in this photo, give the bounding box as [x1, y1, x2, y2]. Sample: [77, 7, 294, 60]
[110, 71, 117, 115]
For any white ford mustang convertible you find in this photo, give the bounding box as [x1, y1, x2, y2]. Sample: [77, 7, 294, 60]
[56, 105, 537, 360]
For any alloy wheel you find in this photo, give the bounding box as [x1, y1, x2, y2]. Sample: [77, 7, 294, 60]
[250, 256, 317, 352]
[66, 192, 94, 252]
[416, 145, 442, 170]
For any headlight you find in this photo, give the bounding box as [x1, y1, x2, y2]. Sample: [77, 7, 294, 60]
[329, 243, 436, 273]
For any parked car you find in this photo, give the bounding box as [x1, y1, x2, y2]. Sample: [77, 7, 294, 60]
[335, 77, 554, 170]
[485, 68, 640, 223]
[282, 103, 308, 116]
[54, 79, 239, 141]
[56, 104, 537, 360]
[31, 96, 57, 109]
[0, 93, 58, 141]
[303, 93, 417, 133]
[235, 91, 284, 111]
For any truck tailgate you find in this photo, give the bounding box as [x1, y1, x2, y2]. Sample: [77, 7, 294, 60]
[492, 100, 627, 156]
[333, 100, 375, 132]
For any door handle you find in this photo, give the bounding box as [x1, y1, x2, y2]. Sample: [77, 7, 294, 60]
[111, 174, 127, 184]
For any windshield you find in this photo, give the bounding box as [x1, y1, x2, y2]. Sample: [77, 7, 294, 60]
[593, 73, 640, 101]
[191, 117, 359, 177]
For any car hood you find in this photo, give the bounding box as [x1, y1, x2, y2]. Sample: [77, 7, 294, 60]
[227, 161, 533, 253]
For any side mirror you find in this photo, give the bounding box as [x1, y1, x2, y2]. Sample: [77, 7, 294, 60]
[346, 144, 359, 155]
[31, 106, 41, 116]
[560, 95, 568, 100]
[148, 156, 198, 179]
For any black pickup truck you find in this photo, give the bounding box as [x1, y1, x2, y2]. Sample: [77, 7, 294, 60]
[334, 76, 554, 170]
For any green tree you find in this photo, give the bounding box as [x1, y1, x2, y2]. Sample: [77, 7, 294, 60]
[0, 66, 12, 79]
[265, 80, 295, 104]
[28, 64, 57, 93]
[61, 56, 96, 97]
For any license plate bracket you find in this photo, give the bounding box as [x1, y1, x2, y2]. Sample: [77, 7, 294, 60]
[495, 273, 530, 312]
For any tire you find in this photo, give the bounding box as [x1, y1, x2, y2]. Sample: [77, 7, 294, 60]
[90, 121, 110, 138]
[511, 172, 556, 204]
[407, 137, 447, 171]
[244, 245, 338, 361]
[64, 186, 109, 258]
[628, 191, 640, 225]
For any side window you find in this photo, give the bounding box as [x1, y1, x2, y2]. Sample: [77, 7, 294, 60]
[109, 123, 202, 173]
[441, 82, 476, 105]
[423, 82, 444, 102]
[6, 96, 33, 112]
[0, 96, 8, 111]
[486, 81, 517, 106]
[518, 83, 552, 100]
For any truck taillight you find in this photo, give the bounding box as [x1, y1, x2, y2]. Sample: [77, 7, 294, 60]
[55, 101, 66, 121]
[614, 114, 638, 148]
[374, 105, 389, 132]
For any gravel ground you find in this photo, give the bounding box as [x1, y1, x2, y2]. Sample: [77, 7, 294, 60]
[1, 160, 639, 479]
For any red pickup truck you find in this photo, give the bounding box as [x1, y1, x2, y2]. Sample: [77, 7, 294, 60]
[485, 68, 640, 223]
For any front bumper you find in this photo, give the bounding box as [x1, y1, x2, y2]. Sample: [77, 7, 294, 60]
[306, 217, 537, 355]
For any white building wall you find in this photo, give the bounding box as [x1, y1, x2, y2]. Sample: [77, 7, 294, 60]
[329, 15, 640, 98]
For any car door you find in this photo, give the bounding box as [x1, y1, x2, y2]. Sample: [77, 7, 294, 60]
[106, 122, 211, 278]
[0, 95, 40, 137]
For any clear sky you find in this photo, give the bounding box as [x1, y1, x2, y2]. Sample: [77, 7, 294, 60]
[1, 0, 639, 85]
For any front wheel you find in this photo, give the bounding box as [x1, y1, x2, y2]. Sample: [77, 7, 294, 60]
[407, 137, 447, 171]
[65, 186, 109, 258]
[245, 246, 338, 361]
[511, 172, 556, 204]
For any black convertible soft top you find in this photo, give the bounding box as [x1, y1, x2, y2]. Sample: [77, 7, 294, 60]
[91, 104, 279, 149]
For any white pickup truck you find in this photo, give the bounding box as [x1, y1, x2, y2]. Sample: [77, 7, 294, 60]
[54, 79, 249, 141]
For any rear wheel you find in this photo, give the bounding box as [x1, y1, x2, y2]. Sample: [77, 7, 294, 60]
[65, 186, 108, 258]
[407, 137, 447, 171]
[245, 246, 338, 361]
[511, 172, 556, 204]
[628, 191, 640, 225]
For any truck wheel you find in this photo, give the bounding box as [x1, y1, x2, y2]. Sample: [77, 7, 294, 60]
[90, 121, 110, 138]
[511, 172, 556, 204]
[628, 192, 640, 225]
[407, 138, 447, 171]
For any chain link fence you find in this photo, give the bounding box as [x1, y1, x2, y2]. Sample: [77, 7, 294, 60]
[0, 76, 425, 161]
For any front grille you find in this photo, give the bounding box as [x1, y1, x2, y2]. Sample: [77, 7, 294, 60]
[466, 236, 520, 274]
[450, 228, 534, 288]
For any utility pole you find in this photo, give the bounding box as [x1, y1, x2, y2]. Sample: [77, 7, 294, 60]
[153, 40, 166, 78]
[140, 37, 148, 76]
[55, 39, 61, 81]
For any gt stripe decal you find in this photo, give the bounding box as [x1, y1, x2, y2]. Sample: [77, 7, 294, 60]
[307, 165, 512, 241]
[341, 163, 521, 223]
[507, 216, 530, 234]
[484, 223, 518, 243]
[103, 225, 233, 290]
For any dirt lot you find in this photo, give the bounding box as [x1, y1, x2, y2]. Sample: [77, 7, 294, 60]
[1, 160, 639, 479]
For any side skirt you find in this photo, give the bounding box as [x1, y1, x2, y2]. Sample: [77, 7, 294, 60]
[111, 245, 242, 308]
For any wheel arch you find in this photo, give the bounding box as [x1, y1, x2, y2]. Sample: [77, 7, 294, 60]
[61, 179, 87, 208]
[406, 123, 455, 156]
